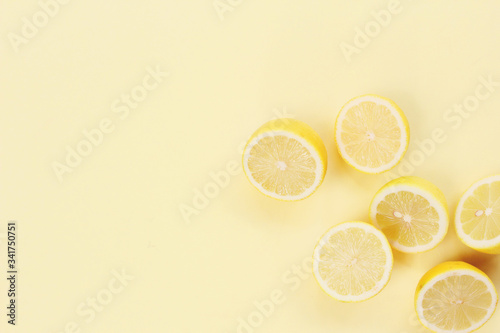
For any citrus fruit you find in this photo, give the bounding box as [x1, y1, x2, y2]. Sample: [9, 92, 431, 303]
[415, 261, 498, 333]
[242, 118, 327, 201]
[335, 94, 409, 174]
[455, 175, 500, 254]
[312, 221, 393, 302]
[369, 176, 449, 253]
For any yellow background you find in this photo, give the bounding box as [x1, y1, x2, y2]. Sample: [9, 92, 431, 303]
[1, 0, 500, 332]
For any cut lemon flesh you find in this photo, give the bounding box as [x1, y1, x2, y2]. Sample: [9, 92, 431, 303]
[335, 94, 409, 174]
[370, 176, 449, 253]
[242, 118, 327, 201]
[312, 221, 393, 302]
[415, 261, 498, 333]
[455, 175, 500, 254]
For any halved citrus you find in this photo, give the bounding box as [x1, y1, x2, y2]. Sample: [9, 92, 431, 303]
[312, 221, 393, 302]
[242, 118, 327, 201]
[335, 94, 409, 174]
[455, 175, 500, 254]
[415, 261, 498, 333]
[369, 176, 449, 253]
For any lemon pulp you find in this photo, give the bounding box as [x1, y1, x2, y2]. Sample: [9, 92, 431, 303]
[416, 262, 498, 333]
[243, 118, 327, 201]
[313, 222, 393, 302]
[335, 94, 409, 174]
[370, 177, 449, 253]
[460, 179, 500, 241]
[247, 135, 317, 196]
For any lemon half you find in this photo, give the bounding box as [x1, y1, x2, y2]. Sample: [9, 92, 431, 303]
[370, 176, 449, 253]
[242, 118, 327, 201]
[415, 261, 498, 333]
[335, 94, 409, 174]
[313, 221, 393, 302]
[455, 175, 500, 254]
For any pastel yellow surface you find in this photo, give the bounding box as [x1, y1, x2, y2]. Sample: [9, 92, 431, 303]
[1, 1, 500, 332]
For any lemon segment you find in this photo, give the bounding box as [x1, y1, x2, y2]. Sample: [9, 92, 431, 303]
[455, 175, 500, 254]
[369, 176, 449, 253]
[335, 94, 409, 174]
[415, 261, 498, 333]
[312, 221, 393, 302]
[242, 118, 327, 201]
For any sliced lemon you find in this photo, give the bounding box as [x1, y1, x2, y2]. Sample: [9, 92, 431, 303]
[312, 221, 393, 302]
[242, 118, 327, 201]
[415, 261, 498, 333]
[335, 94, 409, 174]
[455, 175, 500, 254]
[369, 176, 449, 253]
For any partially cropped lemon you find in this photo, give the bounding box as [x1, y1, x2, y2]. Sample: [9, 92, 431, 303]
[312, 221, 393, 302]
[369, 176, 449, 253]
[335, 94, 409, 174]
[455, 175, 500, 254]
[242, 118, 327, 201]
[415, 261, 498, 333]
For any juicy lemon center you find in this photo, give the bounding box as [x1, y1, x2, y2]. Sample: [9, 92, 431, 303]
[247, 135, 317, 196]
[317, 228, 387, 297]
[461, 182, 500, 240]
[475, 208, 493, 217]
[393, 211, 412, 224]
[423, 274, 493, 331]
[366, 131, 376, 141]
[340, 101, 402, 168]
[276, 161, 287, 171]
[376, 191, 440, 247]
